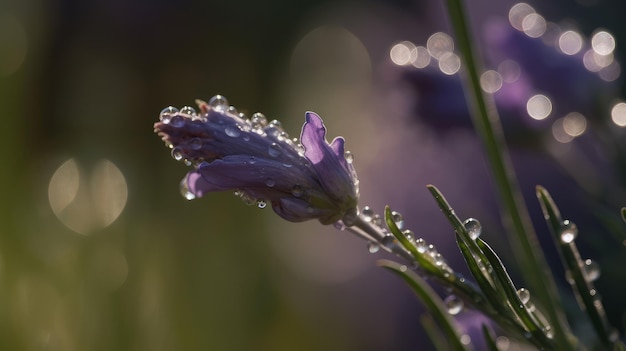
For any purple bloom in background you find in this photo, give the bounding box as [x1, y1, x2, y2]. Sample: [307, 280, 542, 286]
[154, 96, 359, 225]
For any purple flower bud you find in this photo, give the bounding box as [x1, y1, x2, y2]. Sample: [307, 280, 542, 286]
[154, 97, 359, 225]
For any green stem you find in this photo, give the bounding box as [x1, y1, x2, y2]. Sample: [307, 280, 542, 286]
[442, 0, 574, 348]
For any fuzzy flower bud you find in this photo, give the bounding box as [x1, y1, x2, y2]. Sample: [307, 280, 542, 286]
[154, 96, 359, 225]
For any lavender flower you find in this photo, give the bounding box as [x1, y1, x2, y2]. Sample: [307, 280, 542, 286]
[154, 96, 359, 225]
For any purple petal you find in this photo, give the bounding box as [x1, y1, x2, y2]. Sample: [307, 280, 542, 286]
[300, 112, 354, 199]
[271, 197, 335, 223]
[194, 155, 317, 199]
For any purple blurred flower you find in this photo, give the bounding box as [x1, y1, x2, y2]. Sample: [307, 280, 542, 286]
[154, 97, 359, 225]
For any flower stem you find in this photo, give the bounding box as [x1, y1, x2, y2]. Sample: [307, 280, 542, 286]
[442, 0, 574, 347]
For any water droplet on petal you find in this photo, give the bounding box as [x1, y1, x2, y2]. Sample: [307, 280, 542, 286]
[444, 295, 463, 315]
[171, 147, 184, 161]
[160, 106, 178, 123]
[241, 193, 256, 206]
[225, 125, 241, 138]
[291, 185, 303, 197]
[463, 218, 482, 240]
[268, 143, 281, 157]
[227, 105, 238, 115]
[391, 211, 404, 229]
[190, 138, 202, 150]
[208, 95, 229, 112]
[344, 151, 354, 164]
[257, 200, 267, 209]
[169, 115, 185, 128]
[560, 220, 578, 243]
[368, 242, 380, 253]
[517, 288, 531, 304]
[268, 119, 282, 130]
[251, 112, 268, 128]
[265, 178, 276, 187]
[180, 106, 197, 116]
[179, 178, 196, 200]
[415, 238, 428, 253]
[583, 259, 601, 282]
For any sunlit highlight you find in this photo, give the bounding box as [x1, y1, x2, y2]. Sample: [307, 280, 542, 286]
[480, 70, 503, 93]
[558, 30, 583, 55]
[509, 3, 536, 31]
[48, 158, 128, 234]
[611, 102, 626, 127]
[427, 32, 454, 59]
[522, 13, 546, 38]
[390, 41, 416, 66]
[552, 119, 574, 143]
[591, 30, 615, 56]
[562, 112, 587, 137]
[526, 94, 552, 120]
[498, 60, 521, 83]
[438, 52, 461, 75]
[411, 46, 431, 68]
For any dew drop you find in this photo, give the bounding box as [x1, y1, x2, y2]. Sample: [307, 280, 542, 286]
[265, 178, 276, 187]
[517, 288, 531, 305]
[179, 178, 196, 200]
[391, 211, 404, 229]
[291, 185, 303, 197]
[368, 242, 381, 254]
[241, 193, 256, 206]
[268, 119, 282, 130]
[560, 220, 578, 244]
[225, 125, 241, 138]
[361, 206, 374, 221]
[427, 244, 437, 258]
[180, 106, 197, 116]
[402, 229, 415, 243]
[434, 253, 445, 266]
[169, 115, 185, 128]
[159, 106, 178, 124]
[277, 131, 290, 142]
[544, 327, 554, 339]
[382, 235, 398, 250]
[371, 214, 383, 226]
[342, 208, 358, 226]
[190, 138, 202, 150]
[415, 238, 428, 253]
[444, 295, 463, 315]
[344, 151, 354, 164]
[583, 259, 601, 282]
[208, 95, 229, 112]
[463, 218, 482, 240]
[171, 147, 184, 161]
[268, 143, 281, 157]
[248, 157, 256, 164]
[227, 105, 238, 115]
[257, 200, 267, 209]
[251, 112, 268, 127]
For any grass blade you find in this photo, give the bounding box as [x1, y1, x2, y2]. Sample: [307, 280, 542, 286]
[378, 259, 472, 351]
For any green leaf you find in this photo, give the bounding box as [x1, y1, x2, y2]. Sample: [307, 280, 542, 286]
[421, 314, 451, 351]
[537, 186, 616, 349]
[481, 325, 499, 351]
[621, 207, 626, 223]
[378, 259, 472, 351]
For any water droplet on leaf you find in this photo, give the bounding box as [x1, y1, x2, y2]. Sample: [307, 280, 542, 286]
[517, 288, 531, 304]
[463, 218, 482, 240]
[444, 295, 463, 315]
[583, 259, 600, 282]
[560, 220, 578, 243]
[391, 211, 404, 229]
[415, 238, 427, 253]
[368, 242, 380, 253]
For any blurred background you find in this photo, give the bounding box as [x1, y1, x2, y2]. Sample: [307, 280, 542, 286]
[1, 0, 626, 349]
